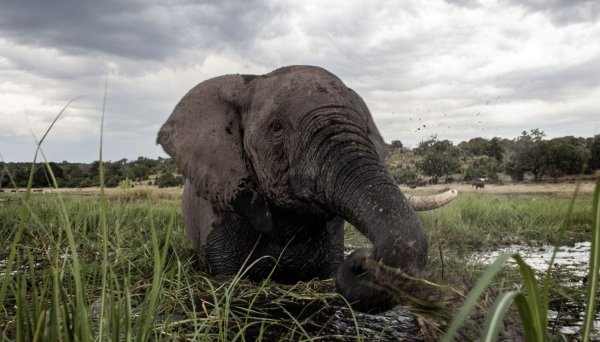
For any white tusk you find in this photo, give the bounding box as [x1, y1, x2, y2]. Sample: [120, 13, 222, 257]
[406, 189, 458, 211]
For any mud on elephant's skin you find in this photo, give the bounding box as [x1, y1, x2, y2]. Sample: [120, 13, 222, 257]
[157, 65, 454, 312]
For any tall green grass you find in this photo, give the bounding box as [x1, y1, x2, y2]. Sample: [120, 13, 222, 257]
[0, 99, 339, 341]
[1, 101, 597, 340]
[1, 185, 349, 340]
[419, 192, 592, 250]
[2, 178, 596, 340]
[442, 178, 600, 341]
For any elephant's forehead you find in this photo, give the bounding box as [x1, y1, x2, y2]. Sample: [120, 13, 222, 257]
[252, 72, 364, 120]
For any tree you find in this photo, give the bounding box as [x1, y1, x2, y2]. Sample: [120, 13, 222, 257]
[127, 163, 150, 181]
[506, 129, 547, 181]
[505, 131, 587, 182]
[32, 163, 64, 187]
[415, 136, 461, 182]
[544, 138, 587, 181]
[486, 137, 504, 162]
[464, 156, 500, 182]
[390, 140, 403, 150]
[106, 159, 127, 177]
[13, 167, 29, 187]
[0, 164, 6, 189]
[590, 134, 600, 171]
[388, 164, 417, 184]
[458, 137, 490, 157]
[505, 160, 525, 182]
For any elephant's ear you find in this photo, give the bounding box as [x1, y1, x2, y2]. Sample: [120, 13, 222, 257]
[157, 75, 273, 233]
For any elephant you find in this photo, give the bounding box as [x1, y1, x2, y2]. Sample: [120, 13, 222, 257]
[157, 65, 455, 312]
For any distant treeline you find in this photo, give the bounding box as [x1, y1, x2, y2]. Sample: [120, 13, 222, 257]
[1, 130, 599, 189]
[0, 157, 182, 188]
[387, 130, 600, 184]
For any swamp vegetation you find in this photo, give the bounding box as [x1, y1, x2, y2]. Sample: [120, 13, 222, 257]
[0, 183, 598, 340]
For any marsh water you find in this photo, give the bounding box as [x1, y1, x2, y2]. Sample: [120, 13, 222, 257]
[2, 243, 597, 340]
[325, 242, 599, 340]
[473, 241, 599, 339]
[473, 241, 591, 278]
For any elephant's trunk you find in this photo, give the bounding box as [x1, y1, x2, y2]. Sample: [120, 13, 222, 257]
[331, 169, 428, 268]
[328, 157, 428, 312]
[295, 112, 428, 311]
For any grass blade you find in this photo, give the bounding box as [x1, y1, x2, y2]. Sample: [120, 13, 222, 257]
[513, 293, 540, 342]
[24, 97, 84, 202]
[442, 253, 511, 341]
[512, 254, 545, 340]
[582, 177, 600, 341]
[540, 183, 580, 335]
[135, 211, 175, 341]
[481, 290, 519, 342]
[98, 73, 110, 341]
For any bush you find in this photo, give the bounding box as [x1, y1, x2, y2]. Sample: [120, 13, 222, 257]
[389, 166, 417, 184]
[119, 178, 135, 189]
[505, 161, 525, 182]
[77, 177, 98, 188]
[415, 136, 461, 182]
[105, 176, 124, 188]
[156, 172, 183, 188]
[464, 156, 500, 182]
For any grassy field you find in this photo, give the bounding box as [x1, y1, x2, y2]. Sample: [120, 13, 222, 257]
[0, 182, 597, 340]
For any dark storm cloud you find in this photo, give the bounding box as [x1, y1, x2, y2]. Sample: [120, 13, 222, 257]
[508, 0, 600, 25]
[1, 0, 599, 161]
[0, 0, 279, 61]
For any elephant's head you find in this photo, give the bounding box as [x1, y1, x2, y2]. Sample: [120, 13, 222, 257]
[158, 66, 451, 312]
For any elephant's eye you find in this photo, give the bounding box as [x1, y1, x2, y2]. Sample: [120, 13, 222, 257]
[268, 121, 284, 134]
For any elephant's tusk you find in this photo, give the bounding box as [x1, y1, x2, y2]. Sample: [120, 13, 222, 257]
[407, 189, 458, 211]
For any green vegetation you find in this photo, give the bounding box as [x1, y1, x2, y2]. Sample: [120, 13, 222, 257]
[0, 157, 178, 189]
[155, 172, 184, 188]
[388, 130, 600, 184]
[0, 102, 597, 339]
[506, 130, 589, 182]
[0, 191, 332, 340]
[443, 179, 600, 341]
[414, 136, 461, 183]
[463, 156, 501, 182]
[1, 182, 597, 340]
[2, 130, 599, 190]
[418, 192, 592, 249]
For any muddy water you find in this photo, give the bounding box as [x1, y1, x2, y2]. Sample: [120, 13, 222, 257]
[473, 242, 599, 339]
[299, 304, 422, 341]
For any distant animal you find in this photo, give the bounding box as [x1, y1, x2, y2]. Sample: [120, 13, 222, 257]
[408, 178, 427, 188]
[472, 178, 485, 189]
[158, 65, 456, 312]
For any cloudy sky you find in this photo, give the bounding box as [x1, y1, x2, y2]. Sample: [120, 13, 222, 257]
[1, 0, 599, 162]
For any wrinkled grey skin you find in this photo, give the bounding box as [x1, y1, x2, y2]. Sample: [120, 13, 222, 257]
[157, 66, 427, 312]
